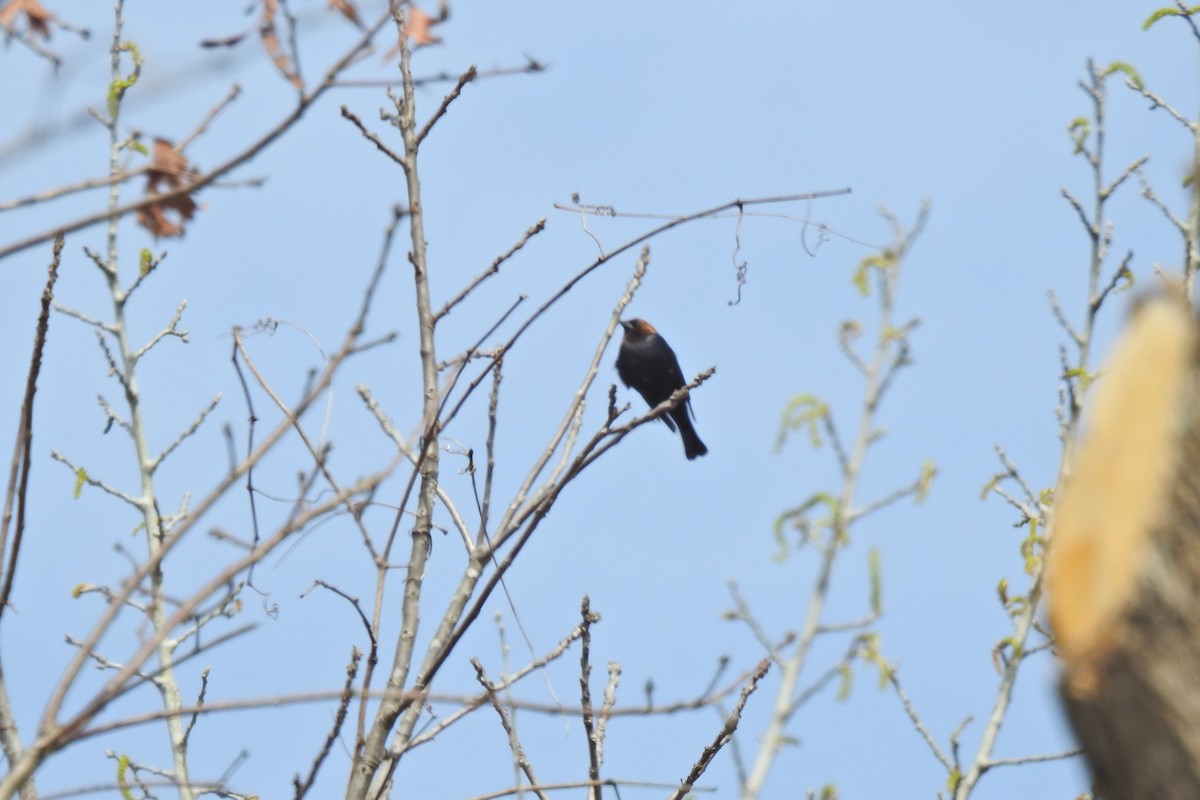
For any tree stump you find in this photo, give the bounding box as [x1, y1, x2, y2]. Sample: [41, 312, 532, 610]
[1049, 296, 1200, 799]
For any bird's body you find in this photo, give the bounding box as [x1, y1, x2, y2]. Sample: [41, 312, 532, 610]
[616, 318, 708, 460]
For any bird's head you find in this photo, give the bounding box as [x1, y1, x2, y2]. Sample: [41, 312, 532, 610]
[620, 319, 658, 338]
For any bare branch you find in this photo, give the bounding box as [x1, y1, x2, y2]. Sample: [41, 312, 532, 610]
[49, 451, 140, 508]
[293, 649, 361, 800]
[399, 616, 590, 755]
[1060, 188, 1096, 239]
[578, 597, 601, 799]
[667, 657, 771, 800]
[0, 166, 150, 213]
[177, 83, 243, 151]
[436, 218, 547, 321]
[150, 395, 221, 473]
[1138, 167, 1190, 237]
[474, 659, 551, 800]
[847, 469, 931, 523]
[981, 748, 1083, 770]
[332, 58, 546, 89]
[0, 9, 396, 262]
[132, 300, 189, 361]
[1047, 289, 1083, 348]
[357, 384, 471, 551]
[1093, 250, 1134, 313]
[0, 237, 61, 632]
[889, 669, 954, 773]
[340, 104, 405, 166]
[417, 65, 476, 145]
[52, 303, 115, 333]
[1124, 78, 1196, 131]
[465, 779, 714, 800]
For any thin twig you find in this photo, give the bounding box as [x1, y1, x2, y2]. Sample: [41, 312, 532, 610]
[293, 649, 361, 800]
[1125, 78, 1196, 131]
[889, 670, 953, 772]
[981, 748, 1084, 770]
[417, 65, 476, 145]
[436, 218, 546, 321]
[178, 84, 243, 151]
[150, 395, 221, 473]
[0, 10, 396, 262]
[463, 779, 714, 800]
[473, 659, 551, 800]
[667, 657, 771, 800]
[341, 105, 405, 166]
[578, 597, 601, 799]
[0, 236, 62, 623]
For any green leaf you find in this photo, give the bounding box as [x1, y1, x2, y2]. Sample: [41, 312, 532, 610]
[106, 41, 143, 118]
[994, 635, 1023, 669]
[73, 468, 87, 499]
[820, 784, 840, 800]
[775, 394, 829, 451]
[868, 548, 882, 614]
[771, 515, 791, 562]
[1116, 264, 1135, 292]
[836, 664, 853, 701]
[859, 632, 892, 688]
[947, 769, 961, 793]
[1021, 518, 1045, 575]
[852, 252, 895, 297]
[916, 459, 936, 502]
[1068, 117, 1090, 155]
[1104, 60, 1144, 90]
[1065, 365, 1096, 394]
[117, 754, 135, 800]
[771, 492, 840, 563]
[139, 248, 155, 276]
[1144, 7, 1182, 29]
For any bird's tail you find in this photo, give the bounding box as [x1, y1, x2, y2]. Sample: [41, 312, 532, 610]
[676, 414, 708, 460]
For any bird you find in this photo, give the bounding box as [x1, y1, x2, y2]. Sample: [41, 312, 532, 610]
[616, 318, 708, 460]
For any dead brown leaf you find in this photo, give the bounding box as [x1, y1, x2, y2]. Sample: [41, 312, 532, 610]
[0, 0, 55, 39]
[259, 0, 303, 90]
[403, 0, 448, 46]
[136, 138, 201, 239]
[328, 0, 361, 28]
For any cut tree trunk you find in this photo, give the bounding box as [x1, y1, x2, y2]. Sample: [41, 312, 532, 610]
[1049, 296, 1200, 800]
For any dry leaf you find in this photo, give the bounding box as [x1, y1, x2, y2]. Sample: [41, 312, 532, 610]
[382, 0, 449, 60]
[200, 30, 249, 49]
[403, 0, 448, 46]
[328, 0, 361, 28]
[136, 138, 201, 239]
[259, 0, 303, 90]
[0, 0, 55, 39]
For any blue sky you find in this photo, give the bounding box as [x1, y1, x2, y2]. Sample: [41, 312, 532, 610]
[1, 2, 1196, 797]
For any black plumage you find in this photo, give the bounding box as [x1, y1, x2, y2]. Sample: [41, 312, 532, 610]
[616, 318, 708, 460]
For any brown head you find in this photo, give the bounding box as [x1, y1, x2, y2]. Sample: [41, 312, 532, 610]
[620, 319, 658, 339]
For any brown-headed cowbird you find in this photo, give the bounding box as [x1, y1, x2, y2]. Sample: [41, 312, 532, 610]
[616, 318, 708, 460]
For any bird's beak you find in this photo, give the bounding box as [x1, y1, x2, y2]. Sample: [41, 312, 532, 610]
[619, 320, 633, 332]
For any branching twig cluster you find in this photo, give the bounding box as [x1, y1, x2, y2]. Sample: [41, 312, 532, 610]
[0, 3, 853, 799]
[734, 204, 934, 799]
[909, 55, 1162, 799]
